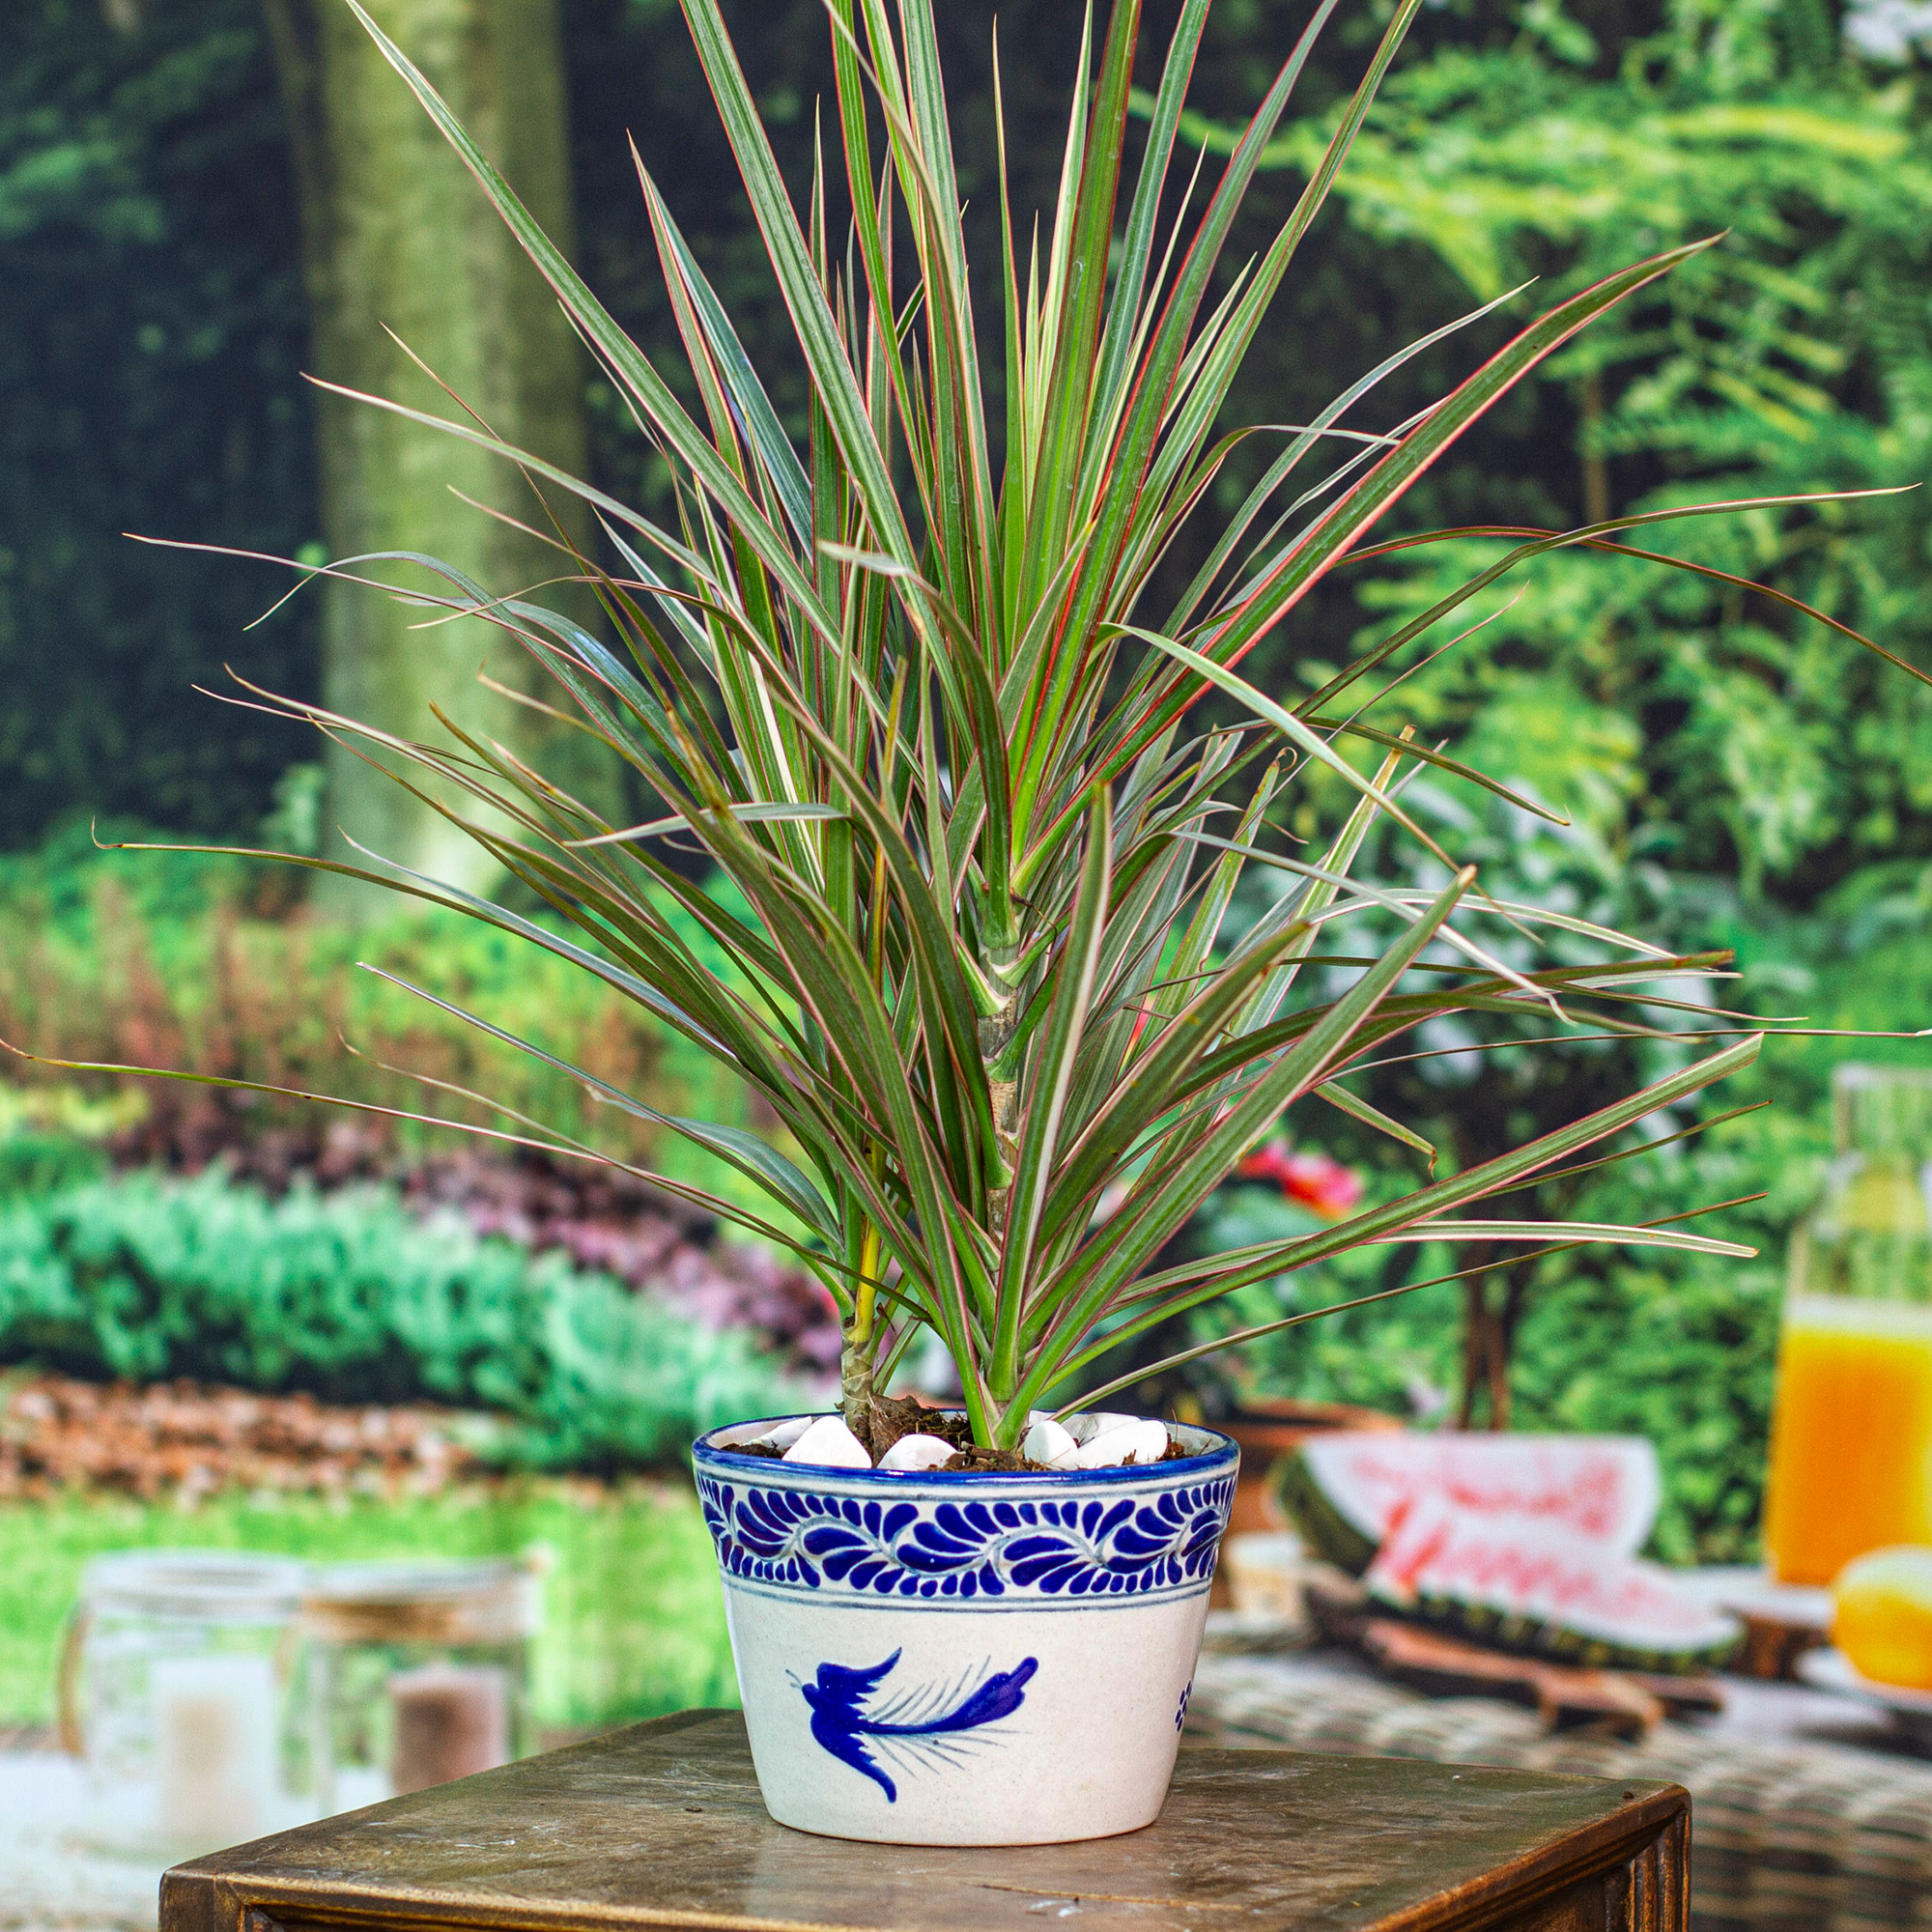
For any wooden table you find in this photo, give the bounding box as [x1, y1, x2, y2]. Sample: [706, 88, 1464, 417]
[161, 1708, 1688, 1932]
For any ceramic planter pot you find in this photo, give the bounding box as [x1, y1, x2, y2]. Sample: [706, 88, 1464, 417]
[693, 1415, 1237, 1847]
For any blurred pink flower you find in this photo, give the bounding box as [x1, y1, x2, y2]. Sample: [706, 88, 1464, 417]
[1234, 1142, 1363, 1218]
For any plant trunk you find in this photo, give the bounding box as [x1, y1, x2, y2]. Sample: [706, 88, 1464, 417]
[264, 0, 606, 919]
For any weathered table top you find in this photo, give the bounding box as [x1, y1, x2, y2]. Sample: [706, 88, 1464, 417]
[161, 1708, 1687, 1932]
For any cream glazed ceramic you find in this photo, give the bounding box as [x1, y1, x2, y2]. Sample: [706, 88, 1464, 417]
[692, 1416, 1238, 1846]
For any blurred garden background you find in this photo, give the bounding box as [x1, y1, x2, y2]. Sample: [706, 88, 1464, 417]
[1, 0, 1930, 1756]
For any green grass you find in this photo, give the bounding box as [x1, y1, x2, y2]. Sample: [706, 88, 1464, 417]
[0, 1481, 739, 1735]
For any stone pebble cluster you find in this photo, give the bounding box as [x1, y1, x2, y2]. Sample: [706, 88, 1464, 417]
[743, 1410, 1171, 1471]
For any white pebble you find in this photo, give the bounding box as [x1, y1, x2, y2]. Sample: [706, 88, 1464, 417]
[1023, 1417, 1081, 1468]
[781, 1415, 873, 1469]
[1073, 1419, 1172, 1469]
[1062, 1410, 1135, 1444]
[876, 1433, 958, 1472]
[748, 1416, 813, 1451]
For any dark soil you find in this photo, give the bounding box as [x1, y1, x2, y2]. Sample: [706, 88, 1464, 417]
[849, 1395, 1053, 1470]
[939, 1442, 1052, 1472]
[850, 1391, 973, 1463]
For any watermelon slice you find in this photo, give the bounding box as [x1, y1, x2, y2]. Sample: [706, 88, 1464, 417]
[1279, 1431, 1662, 1575]
[1364, 1494, 1740, 1672]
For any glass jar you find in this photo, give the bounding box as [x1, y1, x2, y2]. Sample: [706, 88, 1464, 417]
[59, 1550, 314, 1857]
[1766, 1063, 1932, 1584]
[300, 1559, 537, 1815]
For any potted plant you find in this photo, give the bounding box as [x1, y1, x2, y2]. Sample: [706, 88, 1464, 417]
[65, 0, 1906, 1851]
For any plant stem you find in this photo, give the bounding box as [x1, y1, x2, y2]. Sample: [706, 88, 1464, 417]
[839, 1223, 883, 1432]
[980, 986, 1025, 1440]
[839, 1321, 877, 1427]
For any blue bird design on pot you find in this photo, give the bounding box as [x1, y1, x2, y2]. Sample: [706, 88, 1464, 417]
[799, 1649, 1038, 1802]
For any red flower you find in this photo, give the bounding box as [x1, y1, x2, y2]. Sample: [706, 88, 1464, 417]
[1234, 1141, 1362, 1218]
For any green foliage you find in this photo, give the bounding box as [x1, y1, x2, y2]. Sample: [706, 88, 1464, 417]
[1228, 0, 1932, 901]
[0, 1170, 805, 1471]
[7, 0, 1922, 908]
[12, 0, 1921, 1498]
[0, 0, 317, 845]
[1089, 0, 1932, 1530]
[0, 1128, 108, 1202]
[0, 1076, 135, 1199]
[1222, 881, 1932, 1563]
[0, 0, 1103, 854]
[0, 1482, 735, 1732]
[1510, 1251, 1782, 1566]
[248, 0, 1790, 1456]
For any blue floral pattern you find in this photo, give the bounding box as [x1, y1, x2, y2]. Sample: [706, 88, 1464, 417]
[696, 1470, 1235, 1603]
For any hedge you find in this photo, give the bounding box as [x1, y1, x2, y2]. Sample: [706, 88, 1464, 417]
[0, 1171, 806, 1470]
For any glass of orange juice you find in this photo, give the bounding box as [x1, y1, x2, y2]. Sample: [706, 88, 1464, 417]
[1766, 1065, 1932, 1585]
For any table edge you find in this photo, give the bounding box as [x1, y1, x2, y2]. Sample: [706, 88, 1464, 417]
[160, 1712, 1690, 1932]
[1364, 1783, 1689, 1932]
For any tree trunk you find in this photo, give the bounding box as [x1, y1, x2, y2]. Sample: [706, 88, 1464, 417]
[1579, 369, 1610, 529]
[1458, 1265, 1530, 1430]
[264, 0, 597, 918]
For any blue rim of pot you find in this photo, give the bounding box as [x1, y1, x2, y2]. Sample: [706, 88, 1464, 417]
[693, 1414, 1239, 1484]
